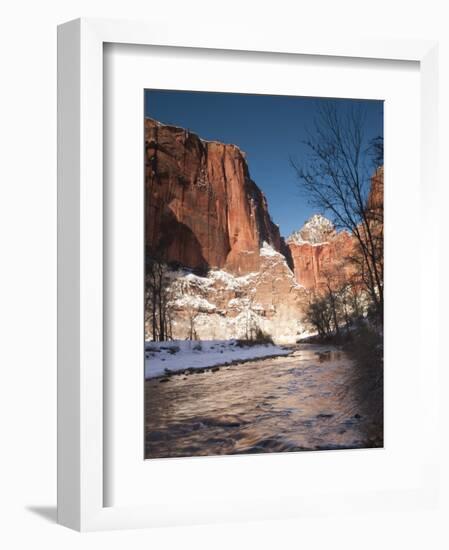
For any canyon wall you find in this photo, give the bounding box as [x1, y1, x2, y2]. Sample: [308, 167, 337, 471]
[163, 243, 308, 344]
[288, 230, 355, 291]
[144, 118, 383, 341]
[286, 165, 384, 292]
[145, 118, 286, 275]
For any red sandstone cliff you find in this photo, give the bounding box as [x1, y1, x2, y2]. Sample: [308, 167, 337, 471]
[145, 116, 382, 296]
[145, 118, 284, 274]
[287, 167, 383, 291]
[367, 166, 384, 214]
[287, 216, 355, 290]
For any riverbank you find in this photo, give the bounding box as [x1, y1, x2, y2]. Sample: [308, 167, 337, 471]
[145, 339, 292, 379]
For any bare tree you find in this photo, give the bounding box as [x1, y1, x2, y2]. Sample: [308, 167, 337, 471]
[185, 303, 199, 341]
[369, 135, 384, 167]
[322, 269, 341, 339]
[241, 250, 278, 342]
[145, 257, 173, 341]
[291, 101, 383, 322]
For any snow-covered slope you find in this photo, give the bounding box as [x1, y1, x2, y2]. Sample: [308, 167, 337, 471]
[146, 243, 308, 344]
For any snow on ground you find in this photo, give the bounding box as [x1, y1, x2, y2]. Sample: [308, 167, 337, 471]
[145, 339, 291, 379]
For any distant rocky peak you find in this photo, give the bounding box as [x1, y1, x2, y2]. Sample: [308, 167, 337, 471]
[287, 214, 336, 245]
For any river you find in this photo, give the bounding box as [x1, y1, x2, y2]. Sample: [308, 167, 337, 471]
[145, 344, 380, 458]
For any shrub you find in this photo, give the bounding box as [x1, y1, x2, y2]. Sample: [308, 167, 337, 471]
[236, 328, 274, 347]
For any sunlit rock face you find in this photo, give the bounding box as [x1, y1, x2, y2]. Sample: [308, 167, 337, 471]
[286, 164, 384, 292]
[287, 218, 355, 291]
[144, 117, 383, 342]
[367, 166, 384, 214]
[145, 118, 286, 275]
[287, 214, 336, 246]
[157, 242, 308, 344]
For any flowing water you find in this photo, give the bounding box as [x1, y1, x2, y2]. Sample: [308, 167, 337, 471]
[145, 344, 380, 459]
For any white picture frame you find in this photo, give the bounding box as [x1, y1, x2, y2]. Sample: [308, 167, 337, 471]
[57, 17, 440, 531]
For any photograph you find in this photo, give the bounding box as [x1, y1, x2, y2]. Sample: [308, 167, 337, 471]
[144, 90, 384, 459]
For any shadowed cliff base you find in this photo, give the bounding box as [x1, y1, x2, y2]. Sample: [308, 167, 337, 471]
[146, 206, 210, 272]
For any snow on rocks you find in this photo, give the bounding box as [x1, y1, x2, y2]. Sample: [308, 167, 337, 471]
[260, 240, 284, 258]
[148, 252, 307, 345]
[172, 294, 216, 313]
[208, 269, 257, 290]
[287, 214, 336, 245]
[144, 339, 292, 379]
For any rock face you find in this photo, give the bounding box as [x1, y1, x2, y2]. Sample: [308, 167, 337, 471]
[287, 216, 354, 291]
[159, 242, 308, 344]
[287, 166, 384, 291]
[288, 232, 355, 291]
[144, 117, 383, 342]
[367, 166, 384, 213]
[145, 118, 286, 275]
[288, 214, 336, 245]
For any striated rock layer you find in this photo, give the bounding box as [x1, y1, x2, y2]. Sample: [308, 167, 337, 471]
[287, 213, 356, 291]
[145, 118, 289, 275]
[288, 230, 355, 291]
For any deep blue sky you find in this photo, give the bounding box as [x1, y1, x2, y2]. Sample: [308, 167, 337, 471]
[144, 90, 383, 238]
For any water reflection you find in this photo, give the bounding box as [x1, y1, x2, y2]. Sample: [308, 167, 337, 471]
[145, 344, 381, 458]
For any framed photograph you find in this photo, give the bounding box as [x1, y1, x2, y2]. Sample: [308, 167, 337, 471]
[58, 18, 440, 530]
[143, 90, 384, 460]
